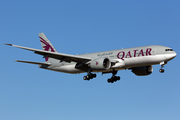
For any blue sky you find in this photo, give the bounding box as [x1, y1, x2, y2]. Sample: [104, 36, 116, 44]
[1, 0, 180, 120]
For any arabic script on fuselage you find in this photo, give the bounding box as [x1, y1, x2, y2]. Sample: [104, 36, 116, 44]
[97, 52, 113, 57]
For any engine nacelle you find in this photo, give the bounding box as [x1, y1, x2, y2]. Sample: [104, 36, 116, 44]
[131, 65, 153, 76]
[90, 58, 111, 70]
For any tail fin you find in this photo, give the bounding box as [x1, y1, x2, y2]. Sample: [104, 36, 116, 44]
[39, 33, 57, 62]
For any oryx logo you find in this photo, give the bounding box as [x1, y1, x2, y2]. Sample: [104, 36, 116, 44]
[96, 61, 99, 65]
[39, 37, 55, 61]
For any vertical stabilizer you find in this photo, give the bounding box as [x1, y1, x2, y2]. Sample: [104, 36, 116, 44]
[39, 33, 57, 62]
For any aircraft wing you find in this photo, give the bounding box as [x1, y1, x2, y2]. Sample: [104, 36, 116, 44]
[15, 60, 52, 66]
[4, 44, 92, 63]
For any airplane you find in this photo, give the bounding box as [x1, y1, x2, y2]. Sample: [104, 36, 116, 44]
[4, 33, 177, 83]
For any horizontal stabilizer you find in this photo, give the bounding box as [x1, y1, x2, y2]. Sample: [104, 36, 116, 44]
[15, 60, 51, 66]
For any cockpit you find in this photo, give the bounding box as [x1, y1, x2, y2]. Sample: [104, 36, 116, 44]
[165, 49, 173, 51]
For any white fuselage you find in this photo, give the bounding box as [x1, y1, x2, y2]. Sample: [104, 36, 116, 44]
[41, 45, 176, 74]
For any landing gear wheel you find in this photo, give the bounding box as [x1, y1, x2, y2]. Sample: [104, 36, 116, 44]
[159, 61, 167, 73]
[93, 74, 96, 78]
[159, 69, 165, 73]
[107, 76, 120, 83]
[83, 73, 97, 81]
[107, 70, 121, 83]
[86, 75, 90, 80]
[89, 74, 93, 79]
[107, 78, 114, 83]
[113, 76, 118, 82]
[116, 76, 120, 80]
[110, 80, 114, 83]
[83, 76, 87, 80]
[107, 79, 112, 83]
[86, 75, 89, 79]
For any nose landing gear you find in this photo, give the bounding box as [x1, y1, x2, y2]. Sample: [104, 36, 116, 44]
[159, 61, 167, 73]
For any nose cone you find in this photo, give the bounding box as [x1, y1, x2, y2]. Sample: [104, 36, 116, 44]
[166, 51, 177, 60]
[172, 51, 177, 58]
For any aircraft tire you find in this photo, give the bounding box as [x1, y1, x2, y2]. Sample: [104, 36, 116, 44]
[86, 75, 90, 79]
[83, 76, 87, 80]
[107, 79, 111, 83]
[159, 69, 165, 73]
[93, 74, 96, 78]
[117, 76, 120, 80]
[90, 74, 93, 79]
[107, 78, 114, 83]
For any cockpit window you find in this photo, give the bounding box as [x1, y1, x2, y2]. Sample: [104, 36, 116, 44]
[165, 49, 173, 51]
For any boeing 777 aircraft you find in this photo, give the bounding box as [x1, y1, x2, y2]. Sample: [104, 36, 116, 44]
[5, 33, 177, 83]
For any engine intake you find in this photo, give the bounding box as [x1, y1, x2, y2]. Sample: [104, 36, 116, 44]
[131, 65, 153, 76]
[90, 58, 111, 70]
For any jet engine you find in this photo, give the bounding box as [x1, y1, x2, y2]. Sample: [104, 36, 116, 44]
[131, 65, 153, 76]
[90, 58, 111, 70]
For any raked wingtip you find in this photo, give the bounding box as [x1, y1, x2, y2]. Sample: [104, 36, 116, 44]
[4, 43, 12, 46]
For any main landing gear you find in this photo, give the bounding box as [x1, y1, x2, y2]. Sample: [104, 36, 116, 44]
[107, 71, 120, 83]
[159, 61, 167, 73]
[83, 73, 97, 81]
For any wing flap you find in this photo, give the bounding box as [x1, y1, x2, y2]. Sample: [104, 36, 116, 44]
[5, 43, 92, 63]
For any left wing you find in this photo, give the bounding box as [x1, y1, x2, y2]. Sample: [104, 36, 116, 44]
[15, 60, 52, 66]
[4, 44, 92, 63]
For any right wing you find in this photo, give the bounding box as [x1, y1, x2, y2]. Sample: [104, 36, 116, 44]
[4, 44, 92, 63]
